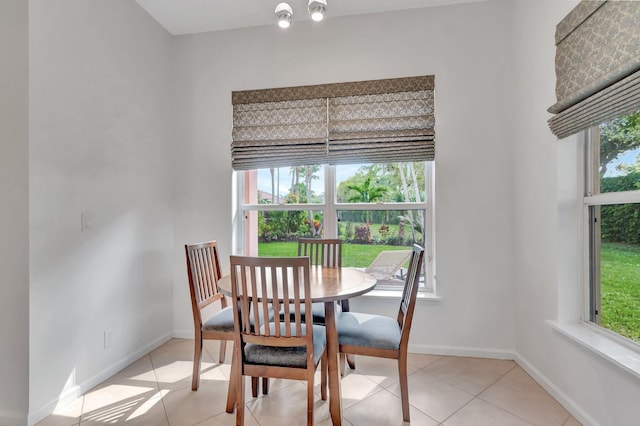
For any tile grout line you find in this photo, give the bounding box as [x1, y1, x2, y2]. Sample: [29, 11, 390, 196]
[434, 363, 529, 426]
[416, 358, 521, 425]
[475, 364, 552, 425]
[147, 352, 172, 425]
[475, 397, 536, 426]
[77, 395, 85, 426]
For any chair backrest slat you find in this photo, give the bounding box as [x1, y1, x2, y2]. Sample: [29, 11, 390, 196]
[204, 246, 217, 299]
[250, 266, 261, 334]
[271, 269, 281, 337]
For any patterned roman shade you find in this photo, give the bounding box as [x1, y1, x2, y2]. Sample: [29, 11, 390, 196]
[548, 1, 640, 139]
[231, 76, 435, 170]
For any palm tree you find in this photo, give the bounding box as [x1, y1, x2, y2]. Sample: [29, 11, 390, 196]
[346, 176, 387, 223]
[289, 166, 301, 202]
[299, 165, 321, 236]
[396, 163, 424, 241]
[269, 167, 275, 203]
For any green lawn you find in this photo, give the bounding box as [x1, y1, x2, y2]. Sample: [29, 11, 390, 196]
[259, 241, 412, 268]
[600, 242, 640, 344]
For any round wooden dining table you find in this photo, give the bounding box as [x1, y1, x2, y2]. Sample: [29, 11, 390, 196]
[217, 265, 376, 426]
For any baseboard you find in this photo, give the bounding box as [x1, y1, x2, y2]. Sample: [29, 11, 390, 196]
[172, 329, 194, 339]
[0, 409, 27, 426]
[28, 332, 173, 426]
[514, 352, 599, 426]
[408, 343, 516, 360]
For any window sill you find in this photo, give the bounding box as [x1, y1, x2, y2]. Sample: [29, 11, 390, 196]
[359, 289, 442, 302]
[548, 320, 640, 380]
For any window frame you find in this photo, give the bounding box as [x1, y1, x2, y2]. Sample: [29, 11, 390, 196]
[234, 163, 436, 294]
[584, 125, 640, 349]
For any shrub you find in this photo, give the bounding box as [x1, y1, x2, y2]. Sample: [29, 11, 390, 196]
[344, 222, 354, 240]
[378, 224, 390, 241]
[353, 224, 371, 243]
[386, 235, 404, 246]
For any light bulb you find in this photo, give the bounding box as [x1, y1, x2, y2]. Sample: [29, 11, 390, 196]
[308, 0, 326, 22]
[278, 19, 290, 28]
[275, 3, 293, 29]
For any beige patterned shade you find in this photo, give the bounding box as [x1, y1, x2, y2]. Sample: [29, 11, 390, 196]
[231, 76, 435, 170]
[231, 98, 328, 170]
[548, 1, 640, 139]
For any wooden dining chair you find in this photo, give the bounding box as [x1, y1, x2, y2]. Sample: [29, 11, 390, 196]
[297, 238, 359, 371]
[185, 241, 268, 396]
[229, 255, 327, 426]
[297, 238, 349, 318]
[337, 244, 425, 422]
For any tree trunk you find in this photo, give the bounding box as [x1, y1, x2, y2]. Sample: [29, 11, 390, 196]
[304, 168, 317, 236]
[270, 168, 275, 203]
[295, 166, 300, 202]
[408, 163, 425, 238]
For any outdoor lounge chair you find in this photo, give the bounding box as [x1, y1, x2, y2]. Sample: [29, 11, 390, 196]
[365, 249, 412, 283]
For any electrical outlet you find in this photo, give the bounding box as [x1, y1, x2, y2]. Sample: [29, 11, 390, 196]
[81, 212, 93, 232]
[104, 329, 116, 348]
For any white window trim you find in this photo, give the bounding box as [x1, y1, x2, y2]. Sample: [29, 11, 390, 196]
[577, 125, 640, 353]
[548, 320, 640, 381]
[233, 163, 436, 295]
[550, 128, 640, 381]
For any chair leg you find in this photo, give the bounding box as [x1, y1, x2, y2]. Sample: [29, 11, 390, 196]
[346, 354, 356, 370]
[340, 299, 350, 312]
[235, 341, 245, 426]
[339, 353, 346, 377]
[236, 375, 245, 426]
[320, 352, 327, 401]
[219, 340, 227, 364]
[225, 353, 237, 413]
[307, 371, 314, 426]
[192, 333, 203, 391]
[399, 353, 410, 423]
[251, 377, 259, 398]
[248, 377, 269, 396]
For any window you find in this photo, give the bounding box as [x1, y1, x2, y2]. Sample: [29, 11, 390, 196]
[236, 162, 435, 293]
[230, 76, 437, 294]
[585, 110, 640, 346]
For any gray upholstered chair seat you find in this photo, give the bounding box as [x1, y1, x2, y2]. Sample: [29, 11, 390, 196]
[337, 312, 401, 350]
[282, 301, 342, 324]
[245, 323, 326, 368]
[202, 307, 235, 332]
[203, 306, 274, 333]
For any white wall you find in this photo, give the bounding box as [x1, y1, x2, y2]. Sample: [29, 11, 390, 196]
[28, 0, 175, 420]
[511, 1, 640, 425]
[0, 0, 30, 423]
[172, 0, 517, 355]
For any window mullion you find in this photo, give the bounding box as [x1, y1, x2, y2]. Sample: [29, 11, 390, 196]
[325, 165, 337, 238]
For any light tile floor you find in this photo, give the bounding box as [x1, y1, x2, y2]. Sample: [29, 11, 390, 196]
[37, 338, 581, 426]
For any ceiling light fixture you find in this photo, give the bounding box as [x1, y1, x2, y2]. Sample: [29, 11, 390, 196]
[275, 2, 293, 28]
[308, 0, 327, 22]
